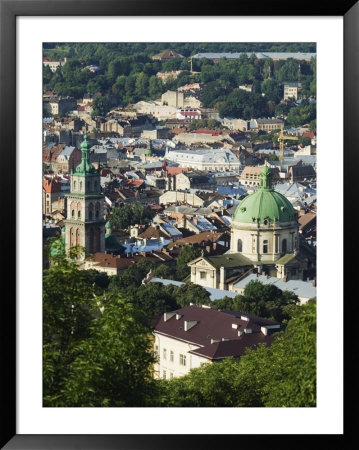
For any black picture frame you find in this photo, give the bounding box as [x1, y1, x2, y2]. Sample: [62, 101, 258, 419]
[1, 1, 354, 448]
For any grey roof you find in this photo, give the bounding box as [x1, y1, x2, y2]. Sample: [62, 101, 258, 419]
[122, 237, 170, 255]
[160, 223, 183, 237]
[232, 273, 316, 301]
[275, 182, 306, 198]
[58, 146, 76, 159]
[149, 278, 237, 301]
[188, 216, 217, 232]
[192, 52, 316, 60]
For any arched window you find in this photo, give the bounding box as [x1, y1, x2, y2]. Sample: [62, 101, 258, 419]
[76, 228, 81, 246]
[73, 181, 77, 190]
[95, 202, 100, 219]
[263, 239, 268, 254]
[77, 210, 81, 219]
[80, 181, 83, 191]
[89, 203, 94, 220]
[70, 227, 75, 247]
[237, 239, 242, 252]
[72, 209, 75, 218]
[282, 239, 287, 253]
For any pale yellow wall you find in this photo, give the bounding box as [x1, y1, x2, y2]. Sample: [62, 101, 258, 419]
[153, 333, 211, 379]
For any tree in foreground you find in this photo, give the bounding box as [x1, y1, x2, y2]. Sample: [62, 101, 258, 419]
[159, 299, 316, 407]
[43, 254, 159, 407]
[57, 294, 158, 407]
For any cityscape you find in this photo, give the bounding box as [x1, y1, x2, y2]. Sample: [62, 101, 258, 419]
[42, 42, 317, 408]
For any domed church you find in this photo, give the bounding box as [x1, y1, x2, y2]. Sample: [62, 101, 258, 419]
[188, 165, 315, 290]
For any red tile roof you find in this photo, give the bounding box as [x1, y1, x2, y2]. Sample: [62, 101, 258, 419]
[165, 166, 188, 176]
[43, 177, 62, 193]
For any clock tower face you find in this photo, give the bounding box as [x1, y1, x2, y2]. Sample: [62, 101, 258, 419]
[64, 133, 106, 258]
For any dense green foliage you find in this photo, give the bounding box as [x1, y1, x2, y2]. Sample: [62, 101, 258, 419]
[211, 280, 299, 323]
[43, 43, 316, 126]
[109, 203, 155, 229]
[159, 299, 316, 407]
[43, 256, 159, 407]
[175, 245, 202, 280]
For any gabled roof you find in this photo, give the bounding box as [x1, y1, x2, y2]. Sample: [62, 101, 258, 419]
[154, 304, 278, 360]
[189, 252, 253, 269]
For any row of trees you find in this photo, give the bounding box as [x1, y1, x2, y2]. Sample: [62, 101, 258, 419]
[43, 251, 316, 407]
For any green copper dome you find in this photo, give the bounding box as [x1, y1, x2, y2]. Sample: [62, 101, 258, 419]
[75, 132, 97, 175]
[233, 166, 296, 224]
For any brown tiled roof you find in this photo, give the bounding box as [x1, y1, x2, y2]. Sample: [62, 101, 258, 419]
[168, 230, 229, 248]
[86, 250, 174, 269]
[138, 226, 168, 240]
[43, 144, 66, 163]
[154, 305, 278, 360]
[298, 212, 316, 230]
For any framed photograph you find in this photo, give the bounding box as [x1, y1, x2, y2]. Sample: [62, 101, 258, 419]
[1, 1, 353, 448]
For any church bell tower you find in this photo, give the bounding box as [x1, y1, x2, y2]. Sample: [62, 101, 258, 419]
[64, 133, 106, 258]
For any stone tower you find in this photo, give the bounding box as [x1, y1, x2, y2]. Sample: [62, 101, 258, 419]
[64, 133, 106, 257]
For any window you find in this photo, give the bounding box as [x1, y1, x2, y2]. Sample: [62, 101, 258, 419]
[163, 348, 167, 360]
[237, 239, 242, 252]
[154, 345, 159, 358]
[263, 240, 268, 254]
[77, 211, 81, 219]
[73, 181, 76, 190]
[200, 271, 207, 280]
[179, 354, 186, 366]
[170, 350, 174, 362]
[169, 373, 174, 379]
[282, 239, 287, 253]
[162, 370, 166, 379]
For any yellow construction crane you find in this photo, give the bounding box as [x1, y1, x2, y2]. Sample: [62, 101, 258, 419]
[277, 130, 298, 161]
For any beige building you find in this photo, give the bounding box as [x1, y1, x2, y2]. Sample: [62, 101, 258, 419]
[284, 83, 302, 101]
[239, 165, 279, 186]
[254, 118, 284, 131]
[134, 101, 177, 120]
[161, 90, 184, 108]
[159, 191, 204, 207]
[43, 57, 67, 72]
[153, 304, 279, 379]
[223, 117, 250, 131]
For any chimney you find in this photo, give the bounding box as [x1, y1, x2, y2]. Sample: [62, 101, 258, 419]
[312, 279, 316, 287]
[282, 276, 287, 283]
[262, 271, 266, 276]
[219, 265, 225, 290]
